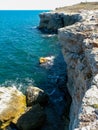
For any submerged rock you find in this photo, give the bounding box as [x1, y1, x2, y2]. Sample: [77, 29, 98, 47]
[17, 104, 46, 130]
[39, 57, 49, 64]
[26, 86, 49, 106]
[0, 87, 26, 129]
[39, 56, 55, 66]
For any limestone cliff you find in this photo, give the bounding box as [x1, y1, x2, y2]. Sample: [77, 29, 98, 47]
[38, 12, 82, 33]
[38, 10, 98, 130]
[58, 11, 98, 130]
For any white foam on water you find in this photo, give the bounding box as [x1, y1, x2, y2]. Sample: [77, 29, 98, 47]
[0, 78, 35, 93]
[42, 34, 56, 38]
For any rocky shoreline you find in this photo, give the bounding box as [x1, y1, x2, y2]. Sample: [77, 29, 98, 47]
[0, 53, 69, 130]
[38, 8, 98, 130]
[0, 86, 47, 130]
[1, 6, 98, 130]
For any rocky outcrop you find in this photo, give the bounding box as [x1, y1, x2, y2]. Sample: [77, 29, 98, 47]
[26, 86, 49, 106]
[38, 10, 98, 129]
[38, 12, 82, 33]
[0, 87, 26, 129]
[39, 56, 55, 65]
[0, 86, 48, 130]
[17, 104, 46, 130]
[38, 8, 98, 129]
[58, 11, 98, 130]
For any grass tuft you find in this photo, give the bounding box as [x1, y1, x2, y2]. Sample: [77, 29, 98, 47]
[55, 2, 98, 13]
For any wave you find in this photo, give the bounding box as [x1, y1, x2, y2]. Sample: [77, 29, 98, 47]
[42, 34, 56, 38]
[0, 78, 35, 93]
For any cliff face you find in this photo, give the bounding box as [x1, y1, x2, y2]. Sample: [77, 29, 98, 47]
[58, 11, 98, 129]
[38, 10, 98, 130]
[38, 12, 82, 33]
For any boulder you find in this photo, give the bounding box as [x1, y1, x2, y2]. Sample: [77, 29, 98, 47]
[0, 87, 26, 129]
[39, 57, 49, 64]
[17, 104, 46, 130]
[39, 56, 55, 64]
[26, 86, 49, 106]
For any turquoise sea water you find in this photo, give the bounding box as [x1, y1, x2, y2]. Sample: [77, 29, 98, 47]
[0, 10, 66, 92]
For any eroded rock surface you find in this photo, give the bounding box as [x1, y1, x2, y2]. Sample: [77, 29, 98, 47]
[38, 12, 82, 33]
[58, 10, 98, 130]
[0, 87, 26, 129]
[26, 86, 49, 106]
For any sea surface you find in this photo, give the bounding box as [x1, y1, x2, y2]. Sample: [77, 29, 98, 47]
[0, 10, 68, 129]
[0, 10, 66, 91]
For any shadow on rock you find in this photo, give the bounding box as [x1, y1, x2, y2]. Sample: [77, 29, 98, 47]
[17, 104, 46, 130]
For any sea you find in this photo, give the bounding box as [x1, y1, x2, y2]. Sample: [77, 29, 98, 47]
[0, 10, 68, 129]
[0, 10, 66, 91]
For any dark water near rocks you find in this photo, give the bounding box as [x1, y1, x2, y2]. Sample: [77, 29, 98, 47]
[0, 10, 68, 130]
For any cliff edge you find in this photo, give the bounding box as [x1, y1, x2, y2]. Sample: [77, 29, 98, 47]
[38, 2, 98, 130]
[58, 12, 98, 129]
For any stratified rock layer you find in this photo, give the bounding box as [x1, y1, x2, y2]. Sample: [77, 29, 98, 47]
[58, 11, 98, 130]
[0, 87, 26, 129]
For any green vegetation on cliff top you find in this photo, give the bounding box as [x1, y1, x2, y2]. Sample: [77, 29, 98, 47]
[55, 2, 98, 13]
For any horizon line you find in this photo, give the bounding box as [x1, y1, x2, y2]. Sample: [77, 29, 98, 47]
[0, 9, 52, 11]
